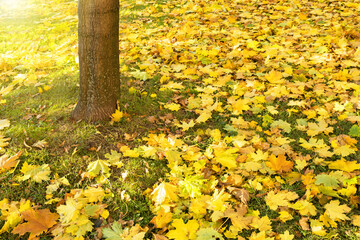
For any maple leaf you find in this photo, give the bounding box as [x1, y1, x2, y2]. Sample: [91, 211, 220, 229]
[150, 207, 172, 229]
[0, 119, 10, 130]
[250, 216, 272, 232]
[278, 211, 293, 222]
[0, 135, 10, 149]
[271, 120, 291, 133]
[349, 125, 360, 137]
[266, 154, 293, 173]
[121, 224, 146, 240]
[12, 209, 58, 239]
[324, 200, 351, 221]
[164, 103, 181, 111]
[265, 70, 284, 84]
[265, 190, 298, 210]
[66, 214, 93, 237]
[307, 119, 333, 137]
[214, 147, 238, 169]
[151, 182, 178, 205]
[291, 200, 317, 216]
[105, 150, 123, 167]
[231, 98, 250, 115]
[32, 139, 48, 149]
[83, 187, 105, 202]
[352, 215, 360, 227]
[315, 174, 339, 187]
[130, 69, 149, 80]
[0, 199, 32, 234]
[208, 189, 231, 212]
[85, 159, 111, 178]
[56, 198, 81, 224]
[167, 219, 199, 240]
[333, 144, 356, 157]
[0, 151, 22, 173]
[102, 222, 123, 240]
[176, 119, 195, 131]
[46, 176, 70, 195]
[310, 219, 326, 236]
[111, 109, 123, 122]
[195, 110, 212, 123]
[18, 162, 51, 183]
[189, 196, 209, 216]
[153, 234, 169, 240]
[179, 175, 206, 198]
[196, 228, 223, 240]
[279, 230, 294, 240]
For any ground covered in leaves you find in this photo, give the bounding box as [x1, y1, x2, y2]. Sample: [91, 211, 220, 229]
[1, 0, 360, 239]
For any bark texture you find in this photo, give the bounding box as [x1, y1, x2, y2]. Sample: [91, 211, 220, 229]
[72, 0, 119, 121]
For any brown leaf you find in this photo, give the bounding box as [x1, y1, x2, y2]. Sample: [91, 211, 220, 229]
[153, 233, 169, 240]
[299, 217, 310, 231]
[12, 209, 59, 239]
[227, 187, 250, 204]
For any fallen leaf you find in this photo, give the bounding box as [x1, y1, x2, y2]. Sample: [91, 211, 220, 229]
[12, 209, 59, 239]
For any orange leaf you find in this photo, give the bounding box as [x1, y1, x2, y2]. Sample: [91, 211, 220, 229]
[0, 151, 22, 172]
[266, 154, 293, 173]
[12, 208, 59, 239]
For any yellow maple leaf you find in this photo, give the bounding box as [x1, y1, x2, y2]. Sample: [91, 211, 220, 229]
[18, 162, 51, 183]
[167, 219, 199, 240]
[265, 190, 298, 210]
[333, 144, 356, 157]
[266, 154, 293, 173]
[164, 103, 181, 111]
[196, 110, 212, 123]
[189, 196, 209, 216]
[250, 216, 272, 232]
[119, 146, 140, 158]
[265, 70, 284, 84]
[310, 219, 326, 236]
[249, 150, 268, 162]
[111, 109, 123, 122]
[231, 98, 250, 115]
[278, 211, 293, 222]
[0, 135, 10, 149]
[324, 200, 351, 221]
[307, 119, 333, 137]
[279, 230, 294, 240]
[150, 207, 172, 229]
[121, 224, 146, 240]
[0, 199, 32, 234]
[352, 215, 360, 227]
[291, 200, 317, 216]
[83, 187, 105, 203]
[214, 147, 238, 169]
[176, 119, 195, 131]
[328, 158, 360, 172]
[151, 182, 178, 205]
[56, 198, 82, 224]
[249, 231, 268, 240]
[208, 188, 230, 212]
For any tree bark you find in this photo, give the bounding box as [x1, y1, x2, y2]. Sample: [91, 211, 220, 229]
[72, 0, 119, 121]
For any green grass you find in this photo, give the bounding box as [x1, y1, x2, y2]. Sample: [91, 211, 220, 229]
[1, 0, 360, 239]
[0, 0, 170, 236]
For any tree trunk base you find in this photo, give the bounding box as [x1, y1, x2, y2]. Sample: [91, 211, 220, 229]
[71, 102, 116, 122]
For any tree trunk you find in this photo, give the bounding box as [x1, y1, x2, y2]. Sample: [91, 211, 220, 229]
[72, 0, 119, 121]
